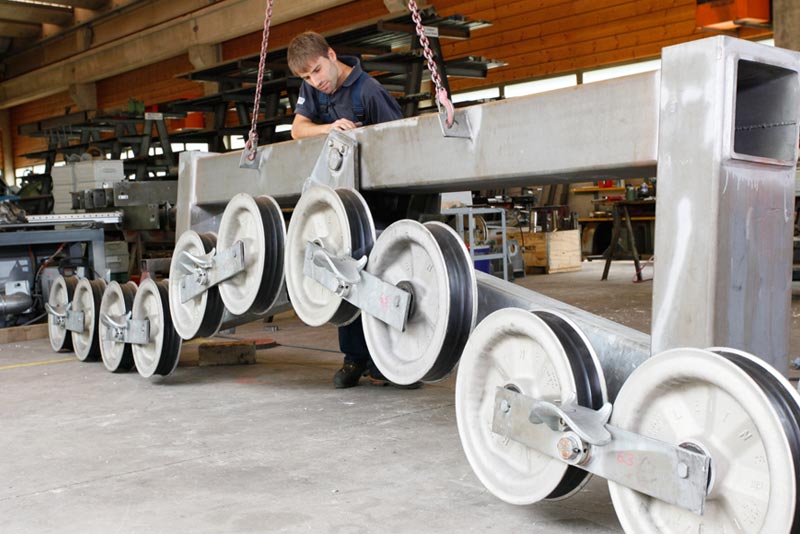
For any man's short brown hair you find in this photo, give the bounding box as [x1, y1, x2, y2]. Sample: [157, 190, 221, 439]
[287, 32, 331, 76]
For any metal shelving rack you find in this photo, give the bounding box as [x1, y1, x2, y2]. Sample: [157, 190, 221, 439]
[443, 206, 508, 281]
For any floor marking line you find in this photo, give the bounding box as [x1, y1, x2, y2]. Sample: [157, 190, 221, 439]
[0, 357, 75, 370]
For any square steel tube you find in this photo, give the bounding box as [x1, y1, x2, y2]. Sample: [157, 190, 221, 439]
[652, 37, 800, 373]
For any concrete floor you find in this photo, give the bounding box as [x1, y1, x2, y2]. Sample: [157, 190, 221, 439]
[1, 261, 798, 534]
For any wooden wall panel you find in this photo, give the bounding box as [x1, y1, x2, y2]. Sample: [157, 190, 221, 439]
[96, 54, 202, 112]
[433, 0, 768, 91]
[222, 0, 393, 60]
[10, 91, 73, 169]
[11, 56, 202, 168]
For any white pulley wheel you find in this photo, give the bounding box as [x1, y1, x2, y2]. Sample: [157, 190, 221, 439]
[608, 347, 799, 534]
[132, 278, 182, 378]
[70, 278, 107, 362]
[285, 185, 374, 327]
[48, 275, 78, 352]
[363, 220, 477, 384]
[98, 281, 137, 373]
[217, 193, 286, 316]
[168, 231, 225, 340]
[456, 308, 606, 505]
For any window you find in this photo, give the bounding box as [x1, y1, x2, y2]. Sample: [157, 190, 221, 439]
[452, 87, 501, 104]
[583, 59, 661, 84]
[505, 74, 578, 98]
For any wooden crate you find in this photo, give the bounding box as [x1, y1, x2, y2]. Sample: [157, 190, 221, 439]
[509, 229, 582, 274]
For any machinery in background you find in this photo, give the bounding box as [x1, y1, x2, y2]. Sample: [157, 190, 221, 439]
[0, 159, 177, 329]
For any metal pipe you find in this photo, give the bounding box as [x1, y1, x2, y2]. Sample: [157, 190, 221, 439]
[0, 292, 33, 316]
[475, 271, 651, 402]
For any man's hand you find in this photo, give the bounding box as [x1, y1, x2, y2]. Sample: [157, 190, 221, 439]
[327, 118, 359, 132]
[291, 114, 362, 139]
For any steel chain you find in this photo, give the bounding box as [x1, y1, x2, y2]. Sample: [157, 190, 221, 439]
[407, 0, 454, 127]
[246, 0, 275, 160]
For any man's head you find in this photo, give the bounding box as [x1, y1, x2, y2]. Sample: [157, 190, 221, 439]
[288, 32, 342, 94]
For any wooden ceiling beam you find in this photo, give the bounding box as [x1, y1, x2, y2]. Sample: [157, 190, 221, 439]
[0, 19, 40, 39]
[0, 1, 73, 26]
[35, 0, 108, 9]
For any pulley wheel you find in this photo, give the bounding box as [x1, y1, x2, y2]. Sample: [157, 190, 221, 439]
[285, 185, 374, 327]
[132, 278, 182, 378]
[48, 275, 78, 352]
[363, 220, 476, 384]
[217, 193, 286, 316]
[455, 308, 606, 505]
[608, 347, 799, 534]
[71, 278, 107, 362]
[98, 281, 137, 373]
[168, 230, 225, 340]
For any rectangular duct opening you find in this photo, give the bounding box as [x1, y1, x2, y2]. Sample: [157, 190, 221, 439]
[733, 59, 800, 164]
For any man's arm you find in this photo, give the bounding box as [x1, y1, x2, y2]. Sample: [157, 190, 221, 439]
[291, 114, 359, 139]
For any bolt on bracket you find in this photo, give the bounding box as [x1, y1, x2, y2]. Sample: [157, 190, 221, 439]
[303, 241, 411, 331]
[492, 387, 711, 515]
[179, 240, 246, 303]
[101, 311, 151, 345]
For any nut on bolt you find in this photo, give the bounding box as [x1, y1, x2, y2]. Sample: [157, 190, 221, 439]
[557, 436, 582, 461]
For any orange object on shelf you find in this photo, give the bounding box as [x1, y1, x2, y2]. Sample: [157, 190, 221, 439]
[696, 0, 770, 31]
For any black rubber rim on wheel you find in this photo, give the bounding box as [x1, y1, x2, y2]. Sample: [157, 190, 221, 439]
[421, 223, 475, 382]
[715, 350, 800, 533]
[328, 189, 372, 326]
[83, 279, 107, 362]
[195, 233, 225, 338]
[112, 282, 137, 372]
[254, 196, 285, 315]
[535, 310, 604, 500]
[154, 280, 183, 376]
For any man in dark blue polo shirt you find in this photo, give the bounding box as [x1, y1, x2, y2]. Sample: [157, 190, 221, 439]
[287, 32, 415, 389]
[289, 31, 403, 138]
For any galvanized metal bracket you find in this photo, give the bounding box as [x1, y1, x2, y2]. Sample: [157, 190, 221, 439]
[50, 302, 86, 334]
[303, 241, 411, 331]
[439, 108, 472, 139]
[304, 130, 359, 191]
[238, 143, 262, 170]
[529, 394, 612, 446]
[179, 240, 246, 303]
[100, 312, 151, 345]
[493, 387, 711, 515]
[45, 302, 67, 326]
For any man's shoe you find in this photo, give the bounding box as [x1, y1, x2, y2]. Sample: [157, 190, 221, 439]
[333, 361, 368, 389]
[367, 369, 422, 389]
